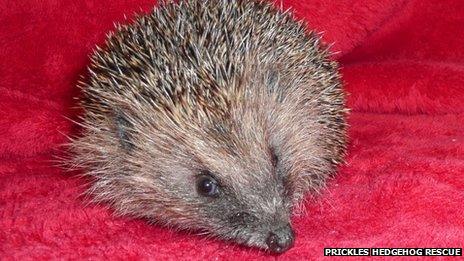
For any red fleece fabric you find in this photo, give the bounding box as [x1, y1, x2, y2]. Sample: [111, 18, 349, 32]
[1, 0, 463, 259]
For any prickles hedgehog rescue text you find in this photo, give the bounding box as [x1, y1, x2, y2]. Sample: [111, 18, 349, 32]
[68, 0, 347, 254]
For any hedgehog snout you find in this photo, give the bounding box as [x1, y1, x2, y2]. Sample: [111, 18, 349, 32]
[226, 207, 294, 253]
[265, 223, 295, 254]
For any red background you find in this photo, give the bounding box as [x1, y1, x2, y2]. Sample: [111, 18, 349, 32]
[1, 0, 463, 259]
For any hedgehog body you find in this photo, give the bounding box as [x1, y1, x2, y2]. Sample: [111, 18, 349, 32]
[71, 0, 347, 253]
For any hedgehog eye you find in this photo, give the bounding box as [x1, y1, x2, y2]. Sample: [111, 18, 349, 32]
[196, 173, 219, 197]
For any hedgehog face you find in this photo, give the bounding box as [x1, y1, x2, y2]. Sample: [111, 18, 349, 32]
[129, 121, 294, 253]
[187, 148, 296, 253]
[192, 168, 295, 253]
[111, 98, 300, 253]
[197, 169, 294, 253]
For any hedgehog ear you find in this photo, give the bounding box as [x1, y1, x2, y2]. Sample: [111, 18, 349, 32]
[266, 69, 286, 102]
[114, 109, 134, 151]
[266, 69, 279, 93]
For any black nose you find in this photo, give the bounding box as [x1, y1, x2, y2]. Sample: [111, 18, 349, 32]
[265, 225, 295, 254]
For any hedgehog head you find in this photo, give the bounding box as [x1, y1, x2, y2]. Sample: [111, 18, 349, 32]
[74, 64, 339, 253]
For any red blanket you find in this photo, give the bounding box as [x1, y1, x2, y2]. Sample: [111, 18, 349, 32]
[1, 0, 463, 259]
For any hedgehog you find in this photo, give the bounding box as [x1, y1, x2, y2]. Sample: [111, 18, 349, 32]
[69, 0, 347, 254]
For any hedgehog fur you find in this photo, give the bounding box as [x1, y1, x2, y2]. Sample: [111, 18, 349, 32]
[69, 0, 347, 254]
